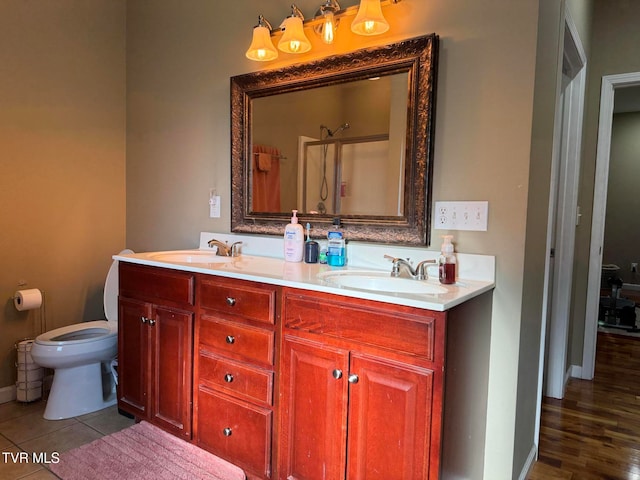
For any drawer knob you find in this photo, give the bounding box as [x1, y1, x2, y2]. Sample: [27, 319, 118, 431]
[140, 316, 148, 324]
[148, 318, 156, 326]
[332, 369, 343, 380]
[226, 297, 236, 306]
[223, 428, 233, 437]
[226, 335, 235, 345]
[348, 374, 359, 384]
[224, 373, 234, 383]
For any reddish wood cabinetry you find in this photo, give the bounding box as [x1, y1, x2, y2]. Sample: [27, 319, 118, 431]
[117, 263, 449, 480]
[279, 288, 446, 480]
[194, 276, 278, 480]
[117, 263, 194, 439]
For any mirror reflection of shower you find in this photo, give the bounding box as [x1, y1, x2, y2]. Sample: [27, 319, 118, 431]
[318, 123, 350, 214]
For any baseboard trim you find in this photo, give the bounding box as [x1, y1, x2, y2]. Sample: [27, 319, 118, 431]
[570, 364, 582, 378]
[518, 444, 538, 480]
[0, 385, 17, 404]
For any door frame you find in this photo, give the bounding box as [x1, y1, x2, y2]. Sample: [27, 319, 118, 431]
[581, 72, 640, 379]
[534, 4, 587, 452]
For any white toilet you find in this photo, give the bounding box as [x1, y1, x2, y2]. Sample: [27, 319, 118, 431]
[30, 250, 132, 420]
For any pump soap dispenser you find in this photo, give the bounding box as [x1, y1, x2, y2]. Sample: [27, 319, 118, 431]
[284, 210, 304, 262]
[438, 235, 457, 284]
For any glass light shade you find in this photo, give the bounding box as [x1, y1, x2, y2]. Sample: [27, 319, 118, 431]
[246, 25, 278, 61]
[319, 11, 337, 44]
[350, 0, 389, 36]
[278, 16, 312, 54]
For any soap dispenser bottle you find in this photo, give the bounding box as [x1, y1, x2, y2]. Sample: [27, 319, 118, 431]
[284, 210, 304, 262]
[438, 235, 457, 284]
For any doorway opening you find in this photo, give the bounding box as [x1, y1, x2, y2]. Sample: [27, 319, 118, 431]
[582, 72, 640, 380]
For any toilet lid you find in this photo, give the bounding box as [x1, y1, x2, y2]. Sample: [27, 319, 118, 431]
[104, 249, 134, 322]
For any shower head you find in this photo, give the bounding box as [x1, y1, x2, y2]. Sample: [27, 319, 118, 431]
[322, 122, 351, 137]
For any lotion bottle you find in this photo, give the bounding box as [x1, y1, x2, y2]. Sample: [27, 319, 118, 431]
[438, 235, 457, 284]
[284, 210, 304, 262]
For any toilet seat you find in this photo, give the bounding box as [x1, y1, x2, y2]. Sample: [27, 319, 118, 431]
[35, 320, 117, 346]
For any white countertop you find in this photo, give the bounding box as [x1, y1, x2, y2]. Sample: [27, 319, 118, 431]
[113, 233, 495, 312]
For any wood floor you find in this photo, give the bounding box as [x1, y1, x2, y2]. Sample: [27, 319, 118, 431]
[527, 332, 640, 479]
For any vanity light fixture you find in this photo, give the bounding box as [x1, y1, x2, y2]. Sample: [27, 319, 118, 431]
[351, 0, 390, 36]
[314, 0, 341, 45]
[245, 0, 401, 62]
[278, 4, 312, 54]
[245, 15, 278, 61]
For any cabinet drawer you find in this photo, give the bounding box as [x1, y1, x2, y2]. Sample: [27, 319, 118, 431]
[199, 316, 275, 367]
[198, 349, 273, 405]
[119, 263, 194, 306]
[199, 276, 276, 325]
[283, 290, 440, 361]
[197, 387, 272, 479]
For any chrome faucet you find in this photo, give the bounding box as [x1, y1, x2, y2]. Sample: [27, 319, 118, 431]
[207, 238, 242, 257]
[384, 255, 436, 280]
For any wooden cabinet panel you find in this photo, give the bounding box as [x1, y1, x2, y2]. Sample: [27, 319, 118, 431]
[151, 306, 194, 438]
[197, 387, 272, 479]
[198, 349, 273, 405]
[118, 297, 151, 419]
[279, 335, 349, 480]
[283, 290, 439, 360]
[280, 289, 447, 480]
[195, 274, 278, 479]
[347, 353, 433, 480]
[119, 263, 194, 306]
[199, 276, 277, 325]
[118, 264, 195, 440]
[199, 315, 275, 367]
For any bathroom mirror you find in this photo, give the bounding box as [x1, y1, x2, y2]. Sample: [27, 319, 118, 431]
[231, 34, 438, 244]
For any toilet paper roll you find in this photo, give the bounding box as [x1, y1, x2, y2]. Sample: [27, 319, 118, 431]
[14, 289, 43, 311]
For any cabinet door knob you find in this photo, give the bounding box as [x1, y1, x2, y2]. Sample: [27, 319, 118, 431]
[226, 335, 235, 344]
[148, 318, 156, 326]
[224, 373, 234, 383]
[140, 316, 147, 324]
[348, 374, 359, 384]
[223, 428, 233, 437]
[332, 369, 343, 379]
[226, 297, 236, 306]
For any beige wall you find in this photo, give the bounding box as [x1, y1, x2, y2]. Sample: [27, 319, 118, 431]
[0, 2, 126, 388]
[126, 0, 546, 477]
[571, 0, 640, 366]
[603, 112, 640, 284]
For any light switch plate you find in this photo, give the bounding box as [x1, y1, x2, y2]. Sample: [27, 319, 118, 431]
[434, 201, 488, 231]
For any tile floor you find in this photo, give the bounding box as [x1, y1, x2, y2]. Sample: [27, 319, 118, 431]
[0, 400, 134, 479]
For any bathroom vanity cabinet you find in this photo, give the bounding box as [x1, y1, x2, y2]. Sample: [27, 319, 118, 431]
[117, 263, 450, 480]
[193, 276, 278, 480]
[278, 288, 446, 480]
[117, 263, 195, 440]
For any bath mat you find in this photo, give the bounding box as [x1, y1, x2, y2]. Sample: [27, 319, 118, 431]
[49, 421, 246, 480]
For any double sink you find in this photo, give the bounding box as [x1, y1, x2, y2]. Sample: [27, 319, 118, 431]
[148, 250, 448, 296]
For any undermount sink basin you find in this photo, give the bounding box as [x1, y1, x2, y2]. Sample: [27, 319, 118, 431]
[148, 250, 233, 264]
[317, 271, 449, 295]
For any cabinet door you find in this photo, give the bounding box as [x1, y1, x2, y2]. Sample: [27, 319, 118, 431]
[151, 305, 194, 438]
[118, 297, 152, 419]
[279, 335, 349, 480]
[347, 354, 434, 480]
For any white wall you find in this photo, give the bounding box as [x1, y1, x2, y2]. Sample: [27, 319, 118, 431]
[0, 1, 126, 388]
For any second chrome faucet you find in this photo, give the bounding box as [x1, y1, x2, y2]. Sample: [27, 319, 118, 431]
[384, 255, 436, 280]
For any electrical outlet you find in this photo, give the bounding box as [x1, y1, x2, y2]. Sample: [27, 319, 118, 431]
[434, 201, 488, 231]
